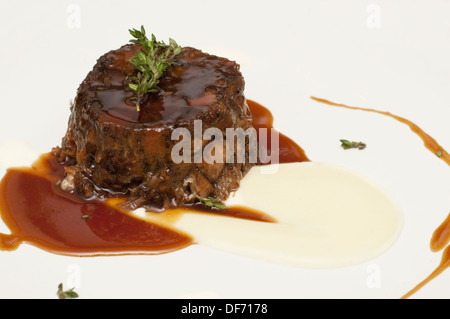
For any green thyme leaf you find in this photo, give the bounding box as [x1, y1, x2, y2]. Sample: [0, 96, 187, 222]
[199, 197, 226, 210]
[57, 283, 79, 299]
[128, 26, 183, 111]
[340, 139, 366, 150]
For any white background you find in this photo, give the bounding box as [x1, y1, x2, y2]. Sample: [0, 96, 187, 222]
[0, 0, 450, 299]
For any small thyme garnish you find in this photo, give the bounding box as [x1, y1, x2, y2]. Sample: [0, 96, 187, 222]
[128, 26, 183, 111]
[57, 283, 79, 299]
[198, 197, 227, 210]
[81, 215, 90, 220]
[340, 139, 367, 150]
[437, 150, 443, 157]
[55, 180, 61, 186]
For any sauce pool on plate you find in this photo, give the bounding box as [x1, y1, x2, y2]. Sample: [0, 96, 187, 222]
[0, 100, 306, 256]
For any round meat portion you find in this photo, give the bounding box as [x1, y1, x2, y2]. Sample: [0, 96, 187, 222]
[56, 44, 255, 211]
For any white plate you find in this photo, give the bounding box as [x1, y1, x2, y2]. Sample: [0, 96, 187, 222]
[1, 0, 450, 299]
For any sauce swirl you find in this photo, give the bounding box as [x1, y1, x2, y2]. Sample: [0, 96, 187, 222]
[311, 97, 450, 165]
[311, 96, 450, 298]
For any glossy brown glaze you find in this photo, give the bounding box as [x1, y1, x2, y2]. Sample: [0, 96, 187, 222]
[311, 96, 450, 299]
[95, 45, 244, 128]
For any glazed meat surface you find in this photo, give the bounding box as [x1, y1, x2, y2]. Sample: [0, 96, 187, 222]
[55, 44, 255, 211]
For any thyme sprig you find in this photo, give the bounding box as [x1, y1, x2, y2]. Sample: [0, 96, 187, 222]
[128, 26, 183, 111]
[340, 139, 367, 150]
[57, 283, 79, 299]
[198, 197, 227, 210]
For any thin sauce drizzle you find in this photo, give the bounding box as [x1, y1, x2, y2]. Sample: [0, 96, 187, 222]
[311, 96, 450, 299]
[401, 245, 450, 299]
[311, 96, 450, 165]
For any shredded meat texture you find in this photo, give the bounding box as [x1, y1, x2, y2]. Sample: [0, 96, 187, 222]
[55, 44, 255, 211]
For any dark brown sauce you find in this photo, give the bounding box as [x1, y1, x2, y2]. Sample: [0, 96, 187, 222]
[0, 154, 193, 256]
[248, 99, 310, 164]
[0, 100, 304, 256]
[186, 204, 277, 223]
[311, 96, 450, 299]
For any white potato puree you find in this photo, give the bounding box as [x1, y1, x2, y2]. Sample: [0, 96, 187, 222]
[136, 162, 403, 269]
[0, 142, 403, 269]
